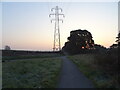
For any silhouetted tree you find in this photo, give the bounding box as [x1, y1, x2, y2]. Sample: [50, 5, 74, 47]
[62, 29, 94, 54]
[115, 31, 120, 62]
[110, 44, 118, 49]
[116, 31, 120, 47]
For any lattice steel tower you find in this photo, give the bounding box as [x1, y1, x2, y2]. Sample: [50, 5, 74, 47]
[49, 6, 65, 51]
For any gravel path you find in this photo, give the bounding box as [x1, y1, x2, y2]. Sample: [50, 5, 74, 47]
[57, 56, 94, 88]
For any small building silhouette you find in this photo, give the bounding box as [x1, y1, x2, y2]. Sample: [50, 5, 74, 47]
[4, 45, 11, 50]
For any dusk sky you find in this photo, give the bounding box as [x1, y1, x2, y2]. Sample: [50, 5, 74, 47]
[1, 0, 119, 51]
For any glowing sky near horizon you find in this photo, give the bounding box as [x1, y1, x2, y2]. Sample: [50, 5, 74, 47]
[1, 2, 118, 51]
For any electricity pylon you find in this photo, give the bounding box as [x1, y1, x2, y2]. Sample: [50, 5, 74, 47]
[49, 6, 65, 51]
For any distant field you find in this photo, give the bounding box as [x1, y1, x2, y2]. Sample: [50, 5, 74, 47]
[68, 54, 119, 88]
[2, 57, 62, 88]
[2, 50, 63, 61]
[2, 53, 62, 61]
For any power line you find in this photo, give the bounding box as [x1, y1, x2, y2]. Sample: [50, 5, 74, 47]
[49, 6, 65, 51]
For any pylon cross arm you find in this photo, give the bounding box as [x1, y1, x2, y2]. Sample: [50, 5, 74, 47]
[59, 14, 65, 17]
[49, 14, 55, 17]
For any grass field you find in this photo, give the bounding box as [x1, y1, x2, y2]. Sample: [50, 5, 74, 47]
[2, 57, 62, 88]
[0, 51, 2, 89]
[0, 62, 2, 89]
[68, 54, 119, 88]
[2, 53, 62, 61]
